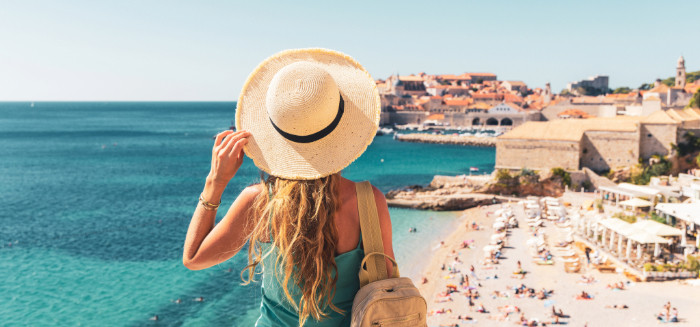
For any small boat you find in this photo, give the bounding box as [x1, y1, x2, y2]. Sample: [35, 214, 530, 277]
[376, 127, 394, 136]
[470, 167, 479, 172]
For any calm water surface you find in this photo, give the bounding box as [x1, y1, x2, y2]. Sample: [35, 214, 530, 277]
[0, 102, 495, 326]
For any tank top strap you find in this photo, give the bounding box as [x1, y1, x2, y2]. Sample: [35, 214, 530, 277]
[267, 184, 274, 242]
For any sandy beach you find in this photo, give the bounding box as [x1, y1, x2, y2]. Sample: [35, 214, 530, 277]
[418, 202, 700, 327]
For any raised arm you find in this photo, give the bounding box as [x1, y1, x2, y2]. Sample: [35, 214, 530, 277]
[182, 130, 256, 270]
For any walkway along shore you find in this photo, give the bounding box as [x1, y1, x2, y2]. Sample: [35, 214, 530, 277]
[394, 133, 496, 147]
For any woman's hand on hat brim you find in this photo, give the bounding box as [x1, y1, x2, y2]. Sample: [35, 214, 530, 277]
[207, 130, 250, 187]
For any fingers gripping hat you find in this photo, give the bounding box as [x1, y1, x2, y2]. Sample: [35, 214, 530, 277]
[236, 48, 380, 180]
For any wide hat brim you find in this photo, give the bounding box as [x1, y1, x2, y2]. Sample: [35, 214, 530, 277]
[236, 48, 380, 180]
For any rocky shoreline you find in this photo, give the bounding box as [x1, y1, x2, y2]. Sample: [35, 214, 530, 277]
[394, 133, 496, 147]
[385, 175, 499, 211]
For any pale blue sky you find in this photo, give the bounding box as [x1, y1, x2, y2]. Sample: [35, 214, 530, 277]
[1, 0, 698, 101]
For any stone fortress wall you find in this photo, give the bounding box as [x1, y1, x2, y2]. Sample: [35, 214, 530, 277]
[495, 139, 580, 171]
[580, 130, 640, 172]
[640, 123, 678, 159]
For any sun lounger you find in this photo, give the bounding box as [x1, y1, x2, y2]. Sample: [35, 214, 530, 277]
[623, 270, 642, 282]
[534, 258, 555, 265]
[564, 258, 581, 273]
[595, 264, 616, 273]
[559, 250, 577, 258]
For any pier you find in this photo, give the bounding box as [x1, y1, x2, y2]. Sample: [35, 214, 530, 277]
[394, 133, 496, 147]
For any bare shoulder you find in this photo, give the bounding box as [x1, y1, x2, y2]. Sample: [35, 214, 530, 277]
[237, 183, 264, 205]
[370, 185, 388, 209]
[368, 183, 392, 227]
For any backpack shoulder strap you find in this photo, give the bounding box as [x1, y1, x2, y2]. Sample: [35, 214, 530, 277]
[356, 181, 388, 286]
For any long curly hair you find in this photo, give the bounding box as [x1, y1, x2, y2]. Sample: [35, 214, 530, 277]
[242, 173, 342, 326]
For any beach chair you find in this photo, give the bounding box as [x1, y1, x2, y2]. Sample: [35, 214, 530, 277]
[558, 250, 577, 258]
[564, 257, 581, 273]
[623, 270, 642, 282]
[594, 261, 616, 273]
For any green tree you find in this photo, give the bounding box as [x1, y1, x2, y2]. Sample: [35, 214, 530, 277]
[639, 83, 652, 90]
[661, 77, 675, 87]
[550, 167, 571, 187]
[613, 87, 632, 94]
[496, 169, 512, 181]
[688, 89, 700, 109]
[631, 156, 672, 185]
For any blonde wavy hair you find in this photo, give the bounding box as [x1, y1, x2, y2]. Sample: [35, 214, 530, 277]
[242, 173, 342, 326]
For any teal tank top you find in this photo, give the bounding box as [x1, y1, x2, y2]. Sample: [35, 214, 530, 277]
[254, 236, 364, 326]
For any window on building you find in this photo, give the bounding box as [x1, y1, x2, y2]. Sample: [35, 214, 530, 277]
[647, 133, 652, 137]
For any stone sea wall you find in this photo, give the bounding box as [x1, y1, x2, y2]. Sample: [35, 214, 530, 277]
[394, 133, 496, 147]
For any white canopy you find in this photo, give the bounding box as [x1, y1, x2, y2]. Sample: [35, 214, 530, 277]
[626, 229, 671, 244]
[598, 218, 634, 236]
[632, 220, 683, 237]
[619, 198, 653, 208]
[599, 218, 673, 244]
[655, 202, 700, 225]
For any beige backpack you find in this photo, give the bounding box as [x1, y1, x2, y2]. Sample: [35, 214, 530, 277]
[351, 181, 427, 327]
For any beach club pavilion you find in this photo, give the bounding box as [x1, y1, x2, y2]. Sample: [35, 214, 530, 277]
[654, 202, 700, 248]
[597, 183, 681, 205]
[574, 212, 697, 278]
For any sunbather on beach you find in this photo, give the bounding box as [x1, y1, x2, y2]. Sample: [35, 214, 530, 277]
[488, 312, 510, 321]
[606, 281, 625, 290]
[498, 305, 520, 313]
[578, 275, 596, 284]
[605, 304, 629, 309]
[451, 314, 474, 321]
[575, 291, 592, 300]
[536, 289, 547, 300]
[551, 306, 565, 317]
[671, 308, 679, 322]
[435, 296, 453, 303]
[470, 265, 479, 280]
[429, 308, 452, 316]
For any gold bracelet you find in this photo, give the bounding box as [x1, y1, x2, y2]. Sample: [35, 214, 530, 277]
[199, 193, 221, 211]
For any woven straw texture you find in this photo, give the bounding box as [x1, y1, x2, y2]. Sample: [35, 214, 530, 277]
[236, 48, 380, 180]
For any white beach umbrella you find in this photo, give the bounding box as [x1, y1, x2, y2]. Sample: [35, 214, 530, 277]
[565, 234, 574, 243]
[483, 245, 499, 252]
[493, 222, 505, 229]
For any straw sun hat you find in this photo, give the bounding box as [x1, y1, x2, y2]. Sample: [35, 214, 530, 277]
[235, 48, 380, 180]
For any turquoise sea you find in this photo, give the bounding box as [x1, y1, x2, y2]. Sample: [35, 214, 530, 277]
[0, 102, 495, 326]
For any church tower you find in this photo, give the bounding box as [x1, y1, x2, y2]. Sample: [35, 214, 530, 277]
[676, 56, 686, 88]
[543, 82, 552, 104]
